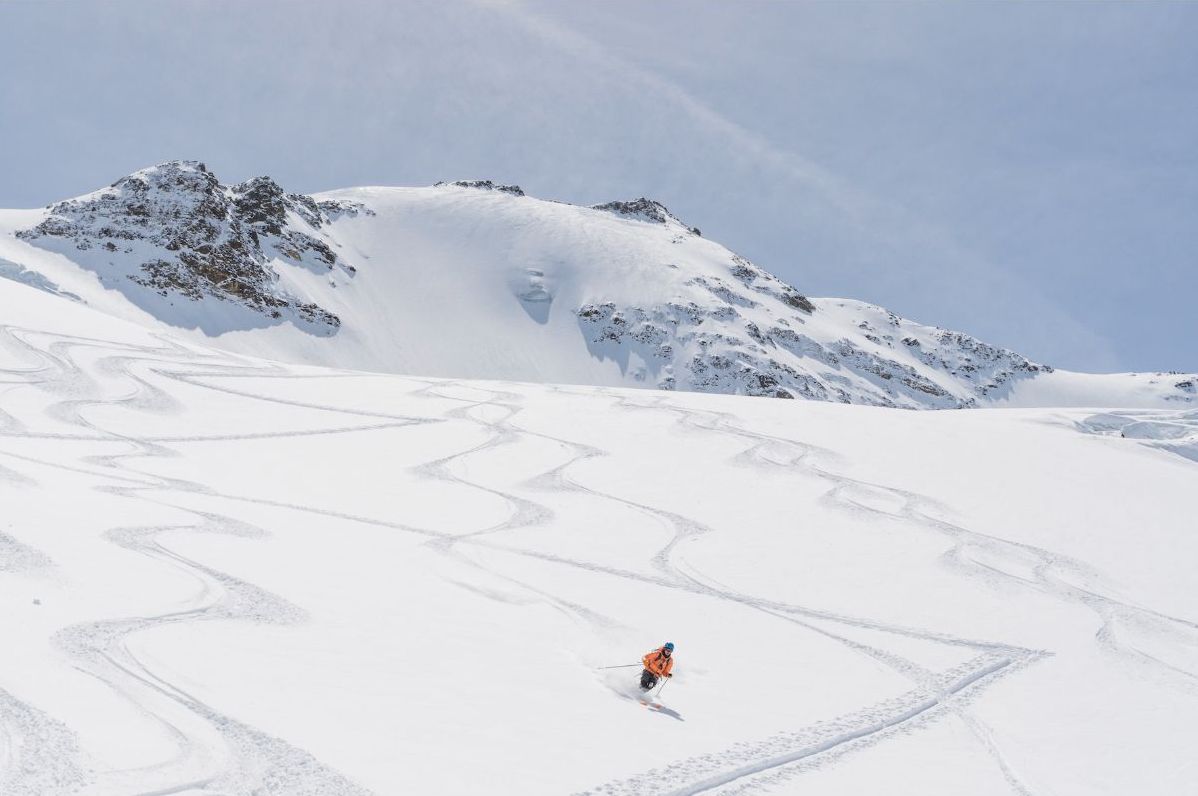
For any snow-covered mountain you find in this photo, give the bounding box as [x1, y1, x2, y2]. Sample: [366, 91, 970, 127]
[1, 165, 1195, 794]
[1, 160, 1192, 408]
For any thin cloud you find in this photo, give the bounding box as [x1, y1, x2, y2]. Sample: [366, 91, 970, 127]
[485, 0, 1123, 370]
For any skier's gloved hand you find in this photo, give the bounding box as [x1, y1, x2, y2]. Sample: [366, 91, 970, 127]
[666, 673, 673, 677]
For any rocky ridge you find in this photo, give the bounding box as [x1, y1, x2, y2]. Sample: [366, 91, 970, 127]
[592, 197, 703, 236]
[17, 161, 367, 332]
[575, 294, 1050, 407]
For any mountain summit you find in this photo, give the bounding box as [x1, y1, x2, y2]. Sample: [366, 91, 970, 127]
[0, 161, 1192, 408]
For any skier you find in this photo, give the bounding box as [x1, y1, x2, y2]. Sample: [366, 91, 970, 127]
[640, 642, 675, 690]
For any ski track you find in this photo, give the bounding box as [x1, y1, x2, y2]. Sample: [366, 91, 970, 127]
[0, 528, 52, 572]
[0, 687, 89, 796]
[669, 397, 1198, 683]
[384, 382, 1045, 794]
[0, 324, 381, 794]
[563, 390, 1197, 792]
[2, 323, 1191, 793]
[583, 655, 1015, 796]
[176, 371, 1042, 793]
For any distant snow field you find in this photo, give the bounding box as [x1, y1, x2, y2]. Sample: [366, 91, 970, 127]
[1, 277, 1195, 795]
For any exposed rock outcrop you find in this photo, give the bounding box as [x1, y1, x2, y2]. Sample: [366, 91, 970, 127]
[17, 161, 352, 332]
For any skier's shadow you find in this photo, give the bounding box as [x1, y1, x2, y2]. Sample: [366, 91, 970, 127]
[607, 679, 685, 721]
[647, 704, 685, 722]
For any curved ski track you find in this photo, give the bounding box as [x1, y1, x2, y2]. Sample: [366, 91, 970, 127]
[341, 380, 1048, 794]
[0, 324, 427, 794]
[2, 323, 1193, 793]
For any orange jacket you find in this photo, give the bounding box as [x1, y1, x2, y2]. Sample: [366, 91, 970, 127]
[642, 647, 674, 677]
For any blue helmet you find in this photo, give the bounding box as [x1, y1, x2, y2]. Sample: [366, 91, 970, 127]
[663, 642, 675, 651]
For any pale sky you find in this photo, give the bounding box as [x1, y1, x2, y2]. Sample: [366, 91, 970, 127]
[2, 0, 1195, 372]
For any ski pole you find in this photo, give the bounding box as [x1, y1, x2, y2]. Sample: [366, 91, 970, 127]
[597, 664, 642, 670]
[655, 677, 670, 698]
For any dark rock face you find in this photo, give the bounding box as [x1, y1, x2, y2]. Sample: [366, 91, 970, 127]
[915, 330, 1051, 395]
[16, 161, 361, 333]
[727, 255, 814, 314]
[437, 180, 525, 196]
[593, 198, 671, 224]
[575, 245, 1050, 407]
[576, 297, 822, 401]
[625, 255, 830, 400]
[591, 198, 702, 236]
[317, 199, 375, 222]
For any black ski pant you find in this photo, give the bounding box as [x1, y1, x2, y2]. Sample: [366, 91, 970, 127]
[640, 668, 658, 690]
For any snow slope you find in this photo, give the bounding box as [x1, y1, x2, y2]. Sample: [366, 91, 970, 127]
[1, 161, 1192, 408]
[1, 276, 1195, 795]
